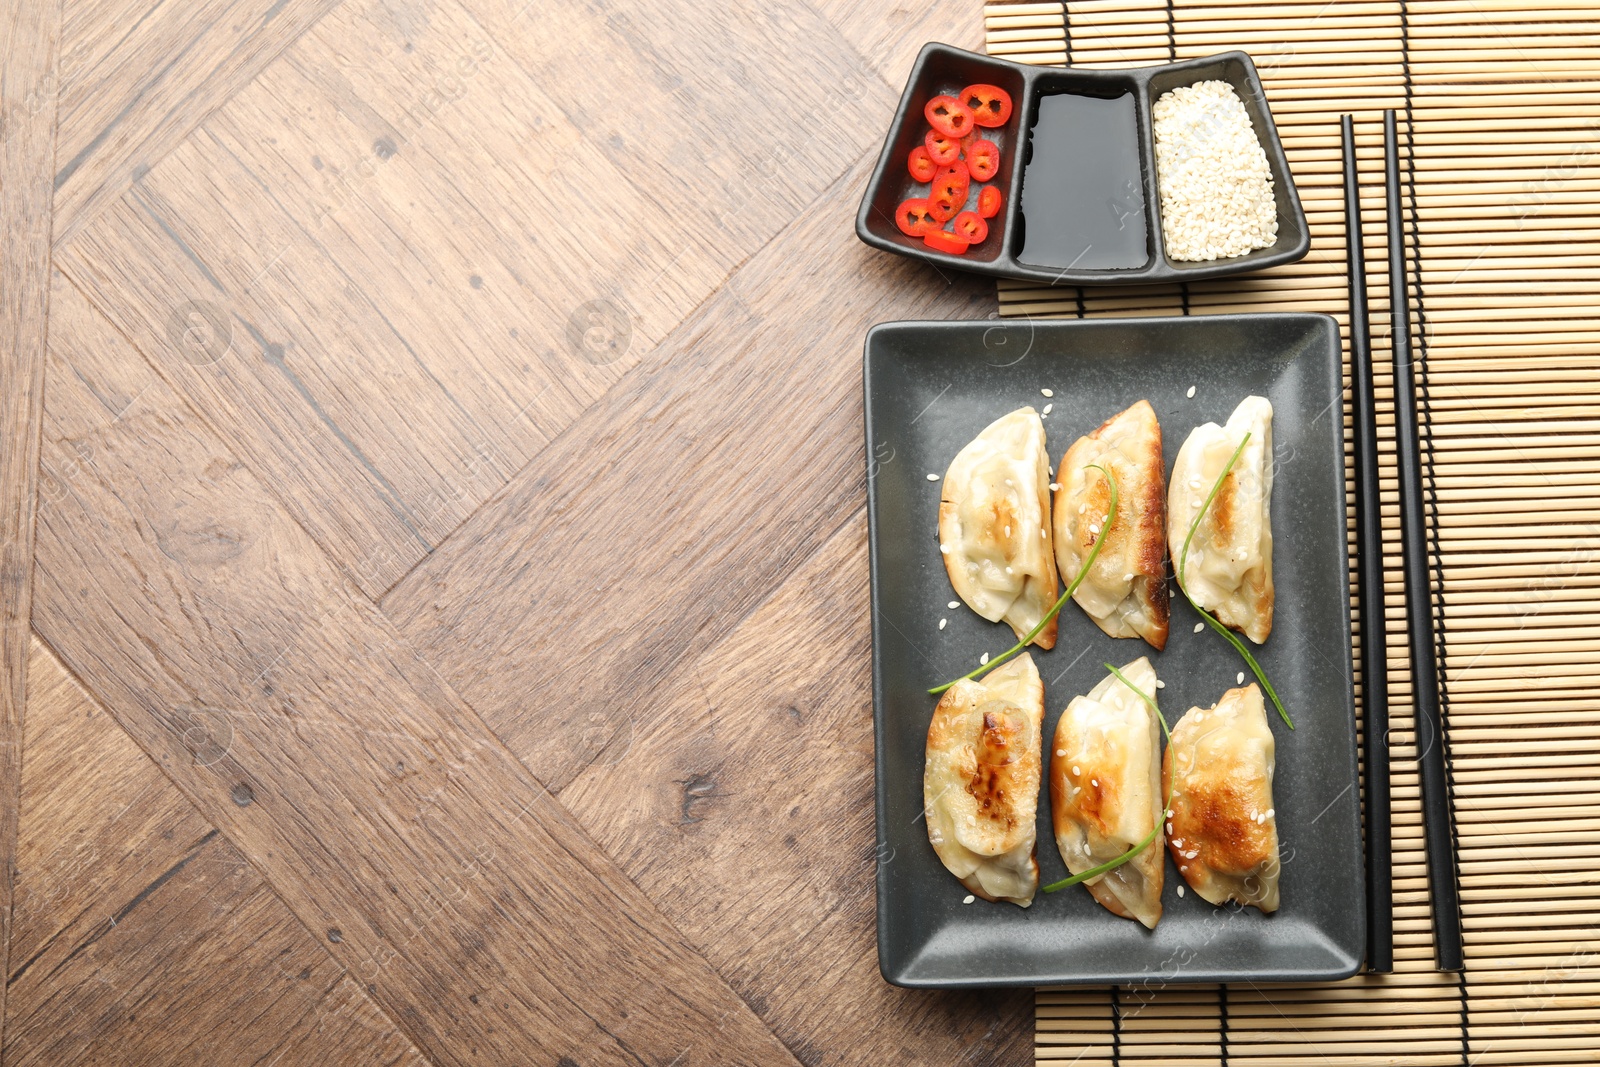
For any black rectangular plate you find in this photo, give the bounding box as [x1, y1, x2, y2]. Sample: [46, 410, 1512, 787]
[864, 315, 1363, 988]
[856, 44, 1310, 285]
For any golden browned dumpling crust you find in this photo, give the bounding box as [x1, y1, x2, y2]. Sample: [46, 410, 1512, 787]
[940, 408, 1060, 650]
[1163, 684, 1280, 913]
[1168, 396, 1274, 643]
[925, 653, 1044, 906]
[1053, 400, 1170, 650]
[1050, 656, 1165, 928]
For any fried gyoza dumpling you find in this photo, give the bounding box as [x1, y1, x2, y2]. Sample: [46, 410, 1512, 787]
[940, 408, 1060, 650]
[1168, 396, 1274, 643]
[1163, 684, 1280, 913]
[1053, 400, 1170, 650]
[925, 653, 1044, 906]
[1050, 656, 1165, 928]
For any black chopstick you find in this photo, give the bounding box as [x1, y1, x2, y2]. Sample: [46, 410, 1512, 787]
[1383, 109, 1465, 973]
[1343, 115, 1394, 976]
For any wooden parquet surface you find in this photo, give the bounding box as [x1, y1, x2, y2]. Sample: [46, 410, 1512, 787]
[0, 0, 1034, 1063]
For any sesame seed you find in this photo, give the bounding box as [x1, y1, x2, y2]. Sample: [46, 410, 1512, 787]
[1049, 482, 1061, 492]
[1123, 572, 1134, 582]
[948, 601, 959, 609]
[1194, 712, 1205, 722]
[1167, 822, 1174, 834]
[1166, 809, 1175, 818]
[1004, 478, 1013, 487]
[1072, 765, 1080, 776]
[1153, 81, 1279, 262]
[1004, 524, 1011, 536]
[1172, 838, 1184, 848]
[1186, 385, 1197, 398]
[1042, 403, 1053, 415]
[1189, 478, 1202, 490]
[1180, 865, 1188, 873]
[1177, 885, 1185, 897]
[1005, 566, 1013, 574]
[1078, 503, 1087, 515]
[1266, 808, 1274, 818]
[1191, 498, 1203, 509]
[1091, 779, 1099, 787]
[940, 544, 951, 553]
[1088, 524, 1099, 535]
[1041, 388, 1053, 397]
[939, 619, 947, 630]
[1041, 528, 1047, 538]
[1155, 680, 1166, 689]
[927, 473, 939, 481]
[1237, 672, 1245, 684]
[979, 652, 990, 665]
[963, 894, 976, 904]
[1056, 749, 1066, 757]
[1193, 622, 1204, 633]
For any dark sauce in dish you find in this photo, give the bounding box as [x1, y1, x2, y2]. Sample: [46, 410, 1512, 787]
[1017, 92, 1148, 271]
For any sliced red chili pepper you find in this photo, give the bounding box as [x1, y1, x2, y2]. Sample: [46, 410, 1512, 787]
[978, 185, 1002, 219]
[907, 145, 938, 183]
[922, 228, 971, 255]
[960, 84, 1014, 128]
[925, 129, 961, 166]
[895, 198, 939, 237]
[965, 139, 1000, 182]
[952, 211, 988, 244]
[924, 95, 976, 139]
[930, 160, 970, 207]
[926, 189, 961, 223]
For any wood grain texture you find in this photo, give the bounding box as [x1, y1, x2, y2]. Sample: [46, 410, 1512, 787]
[809, 0, 987, 84]
[0, 0, 63, 1056]
[561, 518, 1036, 1067]
[55, 0, 898, 598]
[383, 153, 996, 794]
[7, 636, 427, 1067]
[52, 0, 342, 248]
[31, 271, 796, 1066]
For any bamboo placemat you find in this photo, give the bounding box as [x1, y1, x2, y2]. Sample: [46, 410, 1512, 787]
[983, 2, 1600, 1063]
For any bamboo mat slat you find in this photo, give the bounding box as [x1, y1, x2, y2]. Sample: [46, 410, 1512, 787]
[983, 2, 1600, 1064]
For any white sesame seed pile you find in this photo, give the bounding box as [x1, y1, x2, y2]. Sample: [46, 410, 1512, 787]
[1152, 80, 1278, 262]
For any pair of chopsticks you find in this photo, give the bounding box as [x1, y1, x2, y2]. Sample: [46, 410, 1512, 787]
[1341, 112, 1464, 975]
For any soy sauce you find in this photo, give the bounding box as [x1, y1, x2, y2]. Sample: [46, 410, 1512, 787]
[1017, 92, 1148, 271]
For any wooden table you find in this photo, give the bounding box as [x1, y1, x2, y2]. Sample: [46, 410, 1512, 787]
[0, 0, 1034, 1063]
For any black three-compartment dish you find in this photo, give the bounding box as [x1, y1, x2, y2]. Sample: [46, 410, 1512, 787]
[855, 44, 1310, 284]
